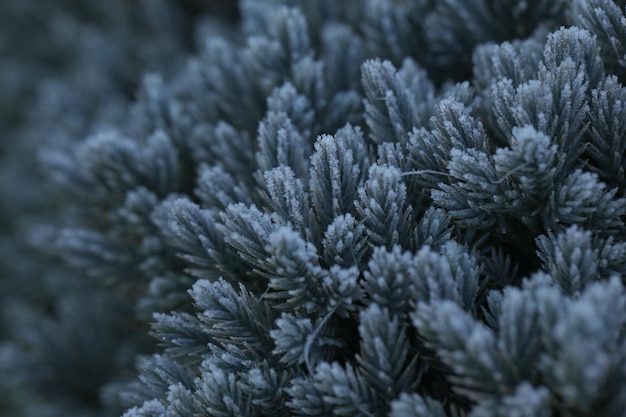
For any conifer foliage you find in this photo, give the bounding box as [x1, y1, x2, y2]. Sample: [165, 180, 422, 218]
[5, 0, 626, 416]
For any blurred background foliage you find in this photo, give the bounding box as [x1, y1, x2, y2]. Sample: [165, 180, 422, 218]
[0, 1, 239, 416]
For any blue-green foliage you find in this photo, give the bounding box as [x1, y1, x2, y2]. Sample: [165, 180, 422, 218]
[424, 0, 569, 80]
[7, 1, 626, 417]
[0, 1, 191, 416]
[569, 0, 626, 80]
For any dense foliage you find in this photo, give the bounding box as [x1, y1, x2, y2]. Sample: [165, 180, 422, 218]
[3, 1, 626, 416]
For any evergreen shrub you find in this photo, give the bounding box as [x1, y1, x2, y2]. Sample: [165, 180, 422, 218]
[3, 1, 626, 416]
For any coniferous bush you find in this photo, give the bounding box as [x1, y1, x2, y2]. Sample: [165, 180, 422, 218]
[4, 1, 626, 416]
